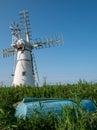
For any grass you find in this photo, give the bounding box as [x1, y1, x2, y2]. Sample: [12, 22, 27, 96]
[0, 80, 97, 130]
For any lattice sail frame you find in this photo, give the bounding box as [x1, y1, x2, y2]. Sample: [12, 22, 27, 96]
[19, 10, 32, 43]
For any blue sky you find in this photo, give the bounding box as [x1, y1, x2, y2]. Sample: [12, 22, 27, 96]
[0, 0, 97, 86]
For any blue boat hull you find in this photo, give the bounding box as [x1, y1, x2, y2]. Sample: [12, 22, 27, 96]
[15, 98, 96, 118]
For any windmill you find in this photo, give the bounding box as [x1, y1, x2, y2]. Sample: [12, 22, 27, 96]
[2, 10, 64, 87]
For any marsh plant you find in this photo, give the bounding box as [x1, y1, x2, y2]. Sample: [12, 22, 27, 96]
[0, 81, 97, 130]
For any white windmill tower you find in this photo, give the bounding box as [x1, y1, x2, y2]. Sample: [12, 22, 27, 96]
[2, 10, 63, 87]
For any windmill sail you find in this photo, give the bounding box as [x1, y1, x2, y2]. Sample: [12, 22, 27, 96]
[2, 48, 15, 58]
[19, 10, 32, 43]
[32, 33, 64, 49]
[32, 53, 39, 84]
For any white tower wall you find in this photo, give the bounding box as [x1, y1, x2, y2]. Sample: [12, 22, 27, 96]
[12, 50, 35, 87]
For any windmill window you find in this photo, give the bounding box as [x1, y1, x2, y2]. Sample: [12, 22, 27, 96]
[18, 47, 22, 50]
[22, 71, 26, 76]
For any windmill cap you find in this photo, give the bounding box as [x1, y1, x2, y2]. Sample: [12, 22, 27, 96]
[11, 39, 32, 50]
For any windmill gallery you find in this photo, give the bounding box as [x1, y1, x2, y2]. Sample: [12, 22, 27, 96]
[2, 10, 64, 87]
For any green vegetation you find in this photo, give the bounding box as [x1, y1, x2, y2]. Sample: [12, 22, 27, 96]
[0, 80, 97, 130]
